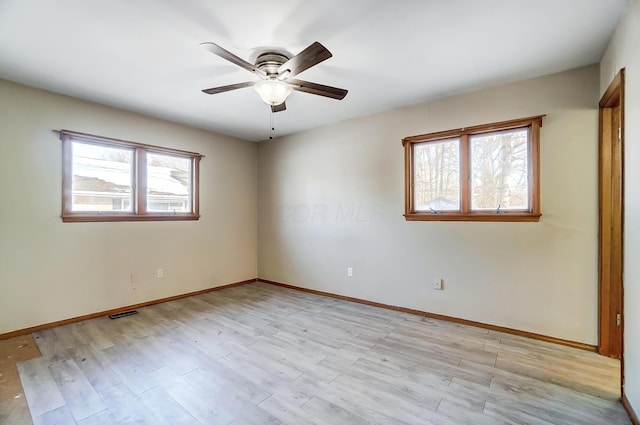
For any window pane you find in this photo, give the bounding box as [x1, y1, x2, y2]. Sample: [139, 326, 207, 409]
[470, 128, 529, 210]
[147, 153, 191, 213]
[413, 138, 460, 211]
[71, 141, 133, 212]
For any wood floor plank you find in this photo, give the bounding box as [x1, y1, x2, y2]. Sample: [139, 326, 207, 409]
[173, 322, 231, 360]
[494, 355, 616, 399]
[254, 332, 329, 365]
[149, 366, 236, 424]
[249, 338, 342, 384]
[77, 410, 114, 425]
[32, 405, 76, 425]
[333, 370, 441, 417]
[268, 316, 346, 350]
[337, 359, 444, 407]
[489, 375, 631, 425]
[482, 398, 559, 425]
[219, 351, 313, 409]
[220, 344, 303, 385]
[14, 282, 630, 425]
[17, 357, 66, 418]
[385, 328, 498, 366]
[290, 374, 415, 425]
[75, 321, 115, 352]
[436, 398, 498, 425]
[72, 346, 121, 393]
[184, 359, 272, 404]
[128, 340, 168, 374]
[95, 345, 158, 396]
[444, 377, 493, 412]
[300, 395, 378, 425]
[31, 329, 67, 358]
[188, 316, 256, 347]
[258, 394, 327, 425]
[155, 364, 281, 424]
[99, 384, 155, 425]
[49, 358, 106, 421]
[136, 386, 200, 425]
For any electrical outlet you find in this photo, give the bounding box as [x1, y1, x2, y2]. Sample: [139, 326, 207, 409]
[130, 273, 138, 284]
[433, 278, 442, 290]
[347, 267, 353, 277]
[157, 268, 164, 278]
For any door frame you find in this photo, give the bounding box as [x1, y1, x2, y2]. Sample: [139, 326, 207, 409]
[598, 68, 625, 386]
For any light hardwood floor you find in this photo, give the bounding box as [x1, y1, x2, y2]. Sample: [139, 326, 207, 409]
[10, 281, 631, 424]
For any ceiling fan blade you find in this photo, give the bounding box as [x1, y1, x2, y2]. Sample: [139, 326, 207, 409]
[277, 42, 332, 79]
[288, 79, 348, 100]
[202, 81, 256, 95]
[271, 102, 286, 113]
[200, 42, 266, 78]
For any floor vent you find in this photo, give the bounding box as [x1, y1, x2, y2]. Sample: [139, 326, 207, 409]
[108, 310, 139, 319]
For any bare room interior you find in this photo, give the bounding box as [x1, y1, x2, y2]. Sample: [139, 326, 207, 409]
[0, 1, 639, 424]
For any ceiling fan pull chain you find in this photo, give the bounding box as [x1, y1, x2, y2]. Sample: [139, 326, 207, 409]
[269, 109, 274, 140]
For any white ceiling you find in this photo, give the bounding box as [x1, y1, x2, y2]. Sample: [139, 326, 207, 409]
[0, 0, 630, 142]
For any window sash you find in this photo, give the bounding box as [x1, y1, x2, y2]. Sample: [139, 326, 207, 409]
[402, 116, 542, 222]
[412, 138, 461, 212]
[146, 152, 193, 214]
[60, 130, 202, 222]
[70, 140, 136, 213]
[469, 128, 530, 212]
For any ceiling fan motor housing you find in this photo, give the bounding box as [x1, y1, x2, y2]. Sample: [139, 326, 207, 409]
[255, 52, 290, 77]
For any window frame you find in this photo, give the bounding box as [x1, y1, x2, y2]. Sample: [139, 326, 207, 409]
[402, 115, 543, 222]
[60, 130, 202, 222]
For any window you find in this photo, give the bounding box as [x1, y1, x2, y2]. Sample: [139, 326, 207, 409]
[60, 130, 202, 222]
[402, 116, 543, 222]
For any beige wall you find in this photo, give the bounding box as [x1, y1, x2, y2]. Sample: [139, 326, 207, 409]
[258, 65, 600, 344]
[0, 79, 258, 335]
[601, 0, 640, 414]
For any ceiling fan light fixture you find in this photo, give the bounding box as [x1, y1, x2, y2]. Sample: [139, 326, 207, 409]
[254, 79, 292, 106]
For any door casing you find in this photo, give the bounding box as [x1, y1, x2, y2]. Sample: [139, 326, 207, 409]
[598, 69, 625, 384]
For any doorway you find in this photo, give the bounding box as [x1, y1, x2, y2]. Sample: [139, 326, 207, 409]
[598, 69, 625, 366]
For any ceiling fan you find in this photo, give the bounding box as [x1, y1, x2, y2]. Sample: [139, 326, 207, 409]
[200, 41, 348, 112]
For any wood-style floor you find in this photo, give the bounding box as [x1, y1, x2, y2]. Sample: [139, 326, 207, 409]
[8, 281, 631, 424]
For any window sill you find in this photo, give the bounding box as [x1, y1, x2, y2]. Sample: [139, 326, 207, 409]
[62, 214, 200, 223]
[404, 213, 541, 222]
